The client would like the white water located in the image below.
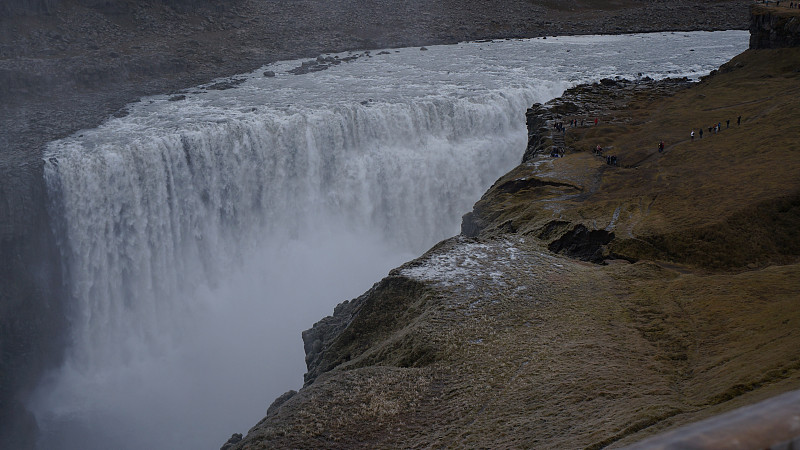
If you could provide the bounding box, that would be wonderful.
[33,31,748,449]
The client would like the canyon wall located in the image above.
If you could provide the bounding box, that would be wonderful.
[750,4,800,48]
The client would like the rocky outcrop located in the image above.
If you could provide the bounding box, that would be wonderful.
[749,4,800,49]
[302,275,433,385]
[546,224,615,263]
[522,104,554,162]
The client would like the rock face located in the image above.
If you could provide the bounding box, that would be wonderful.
[302,276,432,386]
[750,4,800,49]
[0,161,67,450]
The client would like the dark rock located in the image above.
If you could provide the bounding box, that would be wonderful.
[206,78,246,90]
[420,46,428,51]
[302,276,430,385]
[220,433,242,450]
[749,4,800,49]
[263,70,275,77]
[288,60,330,75]
[168,94,186,101]
[547,224,614,263]
[266,390,297,417]
[461,211,485,237]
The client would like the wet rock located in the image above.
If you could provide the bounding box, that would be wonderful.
[206,78,246,90]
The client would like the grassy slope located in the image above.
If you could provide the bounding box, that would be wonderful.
[483,48,800,271]
[233,49,800,449]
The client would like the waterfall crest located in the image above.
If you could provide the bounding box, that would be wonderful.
[43,86,548,371]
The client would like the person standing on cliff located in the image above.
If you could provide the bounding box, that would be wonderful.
[658,141,664,152]
[699,128,703,139]
[691,130,695,141]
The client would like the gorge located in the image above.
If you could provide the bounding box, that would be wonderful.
[29,32,748,449]
[4,0,794,449]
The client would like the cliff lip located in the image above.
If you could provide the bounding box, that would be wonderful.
[229,46,800,449]
[749,3,800,49]
[750,3,800,49]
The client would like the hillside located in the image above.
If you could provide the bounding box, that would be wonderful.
[227,23,800,450]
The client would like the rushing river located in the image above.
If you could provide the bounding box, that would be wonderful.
[31,30,748,449]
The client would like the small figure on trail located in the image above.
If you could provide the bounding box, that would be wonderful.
[726,119,730,128]
[699,128,703,139]
[658,141,664,152]
[691,130,695,141]
[594,118,598,126]
[738,115,742,126]
[718,122,722,132]
[595,144,603,155]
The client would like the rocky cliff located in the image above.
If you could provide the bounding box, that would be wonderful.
[750,3,800,49]
[228,40,800,450]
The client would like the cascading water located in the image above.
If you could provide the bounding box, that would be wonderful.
[31,31,748,449]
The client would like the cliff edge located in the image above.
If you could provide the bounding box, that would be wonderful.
[750,3,800,48]
[227,7,800,449]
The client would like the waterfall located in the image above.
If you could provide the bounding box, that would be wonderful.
[42,87,546,372]
[31,31,749,450]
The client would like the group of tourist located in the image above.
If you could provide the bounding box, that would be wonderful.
[553,117,599,132]
[547,115,604,161]
[691,115,741,141]
[760,0,799,7]
[591,145,619,166]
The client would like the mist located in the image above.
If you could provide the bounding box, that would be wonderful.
[31,223,414,449]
